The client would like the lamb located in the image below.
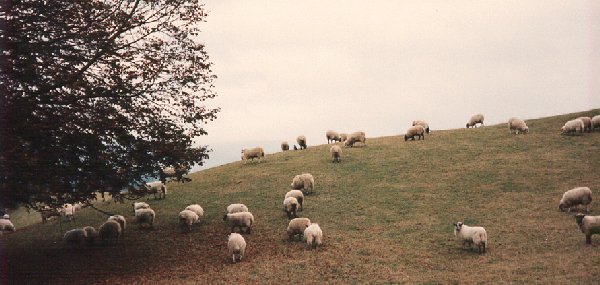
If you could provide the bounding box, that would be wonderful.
[63,229,87,245]
[145,181,167,199]
[285,190,304,211]
[135,208,156,228]
[559,187,592,213]
[412,120,430,133]
[508,117,529,134]
[108,215,126,232]
[577,116,592,132]
[339,133,348,142]
[297,135,307,149]
[132,202,150,213]
[291,173,315,195]
[0,219,16,235]
[326,130,342,144]
[82,226,97,245]
[344,131,366,147]
[560,119,584,135]
[241,147,265,163]
[592,115,600,131]
[283,197,298,220]
[98,220,122,245]
[453,222,487,254]
[304,223,322,249]
[575,214,600,244]
[281,141,289,151]
[287,218,311,241]
[185,204,204,218]
[404,125,425,141]
[466,114,485,128]
[179,209,200,232]
[223,212,254,234]
[226,203,249,214]
[227,233,247,263]
[330,145,342,163]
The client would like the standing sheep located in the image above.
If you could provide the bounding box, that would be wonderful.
[223,212,254,234]
[508,117,529,134]
[63,229,87,245]
[559,187,592,213]
[297,135,307,150]
[145,181,167,200]
[98,220,122,245]
[453,222,487,254]
[344,131,366,147]
[179,209,200,232]
[285,190,304,211]
[466,114,485,128]
[62,203,76,221]
[304,223,323,249]
[226,203,249,214]
[241,147,265,163]
[326,130,342,144]
[283,197,298,220]
[575,214,600,245]
[576,117,592,132]
[287,218,311,241]
[132,202,150,213]
[135,208,156,228]
[330,145,342,163]
[291,173,315,195]
[185,204,204,219]
[83,226,97,245]
[591,115,600,131]
[561,119,584,135]
[404,125,425,141]
[412,120,430,133]
[108,215,127,233]
[228,233,247,263]
[0,219,16,235]
[281,141,289,151]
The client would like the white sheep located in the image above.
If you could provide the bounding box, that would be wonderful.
[223,212,254,234]
[297,135,307,149]
[326,130,342,144]
[412,120,430,133]
[591,115,600,131]
[179,209,200,232]
[561,119,584,135]
[226,203,249,214]
[228,233,247,263]
[98,220,121,244]
[304,223,323,249]
[285,190,304,211]
[344,131,366,147]
[330,145,342,163]
[453,222,487,254]
[466,114,485,128]
[82,226,97,245]
[108,215,126,233]
[404,125,425,141]
[508,117,529,134]
[185,204,204,218]
[132,202,150,213]
[63,229,87,245]
[2,214,9,219]
[145,181,167,199]
[283,197,299,220]
[559,187,592,213]
[287,218,311,241]
[291,173,315,195]
[62,203,76,221]
[281,141,289,151]
[241,147,265,163]
[0,219,16,235]
[575,214,600,245]
[577,116,592,132]
[135,208,156,228]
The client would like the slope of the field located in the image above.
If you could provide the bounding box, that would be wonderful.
[2,110,600,284]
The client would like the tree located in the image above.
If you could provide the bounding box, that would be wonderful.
[0,0,219,209]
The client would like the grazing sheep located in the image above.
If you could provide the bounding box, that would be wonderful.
[223,212,254,234]
[287,218,311,241]
[344,131,366,147]
[326,130,342,144]
[283,197,298,220]
[404,125,425,141]
[98,220,122,245]
[228,233,247,263]
[591,115,600,131]
[132,202,150,213]
[340,133,348,142]
[0,219,16,235]
[304,223,323,249]
[63,229,87,245]
[226,204,249,214]
[285,190,304,211]
[297,135,307,150]
[577,117,592,132]
[241,147,265,163]
[179,209,200,232]
[561,119,584,135]
[135,208,156,228]
[291,173,315,195]
[62,203,76,221]
[82,226,97,245]
[559,187,592,213]
[185,204,204,218]
[453,222,487,254]
[330,145,342,163]
[281,141,289,151]
[145,181,167,199]
[575,214,600,244]
[508,117,529,134]
[108,215,126,233]
[466,114,485,128]
[412,120,430,133]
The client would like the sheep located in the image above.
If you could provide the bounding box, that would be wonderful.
[2,214,9,219]
[281,141,289,151]
[63,229,87,245]
[226,203,249,214]
[179,209,199,232]
[82,226,97,245]
[297,135,307,149]
[285,190,304,211]
[559,187,592,213]
[560,119,584,135]
[241,147,265,163]
[62,203,76,221]
[223,212,254,234]
[344,131,366,147]
[330,145,342,163]
[404,125,425,141]
[508,117,529,134]
[283,197,298,220]
[575,214,600,244]
[412,120,430,133]
[135,208,156,228]
[132,202,150,213]
[0,219,16,235]
[108,215,126,233]
[98,220,122,245]
[577,116,592,132]
[592,115,600,131]
[145,181,167,199]
[304,223,323,249]
[291,173,315,195]
[326,130,342,144]
[453,222,487,254]
[466,114,485,128]
[340,133,348,142]
[228,233,247,263]
[287,218,311,241]
[185,204,204,218]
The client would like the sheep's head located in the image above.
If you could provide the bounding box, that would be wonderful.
[559,201,568,212]
[575,213,586,226]
[453,222,464,232]
[523,126,529,134]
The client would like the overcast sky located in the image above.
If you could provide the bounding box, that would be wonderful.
[192,0,600,170]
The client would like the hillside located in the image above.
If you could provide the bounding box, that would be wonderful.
[2,110,600,284]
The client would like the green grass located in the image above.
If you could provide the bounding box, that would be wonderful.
[2,109,600,284]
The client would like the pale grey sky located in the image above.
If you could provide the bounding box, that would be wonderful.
[193,0,600,169]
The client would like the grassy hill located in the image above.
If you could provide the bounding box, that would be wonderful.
[2,110,600,284]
